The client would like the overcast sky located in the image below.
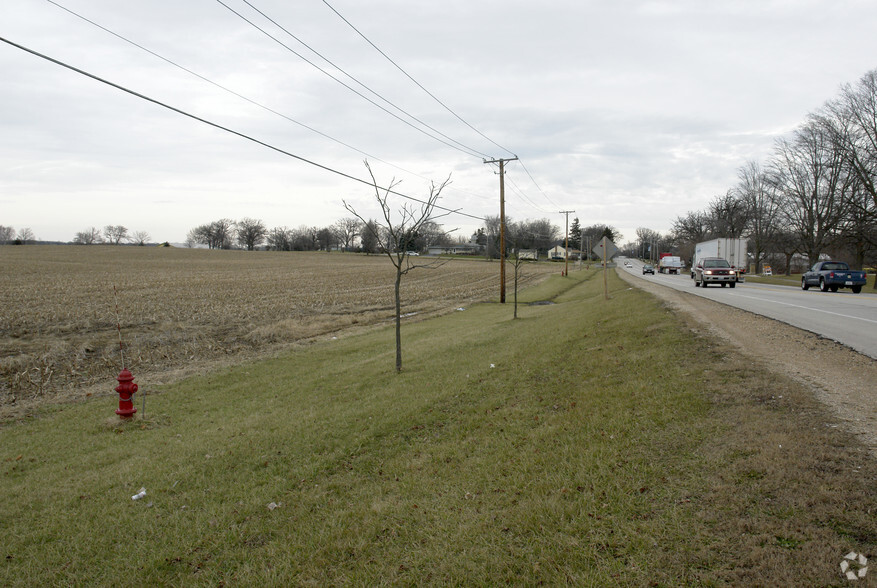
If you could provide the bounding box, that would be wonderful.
[3,0,877,245]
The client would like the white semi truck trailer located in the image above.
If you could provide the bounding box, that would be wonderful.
[691,238,748,281]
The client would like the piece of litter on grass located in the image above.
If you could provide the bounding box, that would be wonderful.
[267,502,281,511]
[490,364,495,368]
[131,487,146,500]
[456,307,466,311]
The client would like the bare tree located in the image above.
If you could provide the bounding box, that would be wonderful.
[333,217,361,251]
[16,227,35,244]
[266,226,293,251]
[671,211,711,244]
[831,69,877,213]
[482,215,502,260]
[1,225,17,244]
[344,161,451,372]
[769,120,850,265]
[706,191,749,238]
[634,227,662,263]
[735,160,782,273]
[103,225,129,245]
[236,218,266,250]
[131,230,151,246]
[73,227,103,245]
[506,235,533,319]
[190,219,236,249]
[289,225,319,251]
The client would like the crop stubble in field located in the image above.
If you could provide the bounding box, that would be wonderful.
[1,246,557,418]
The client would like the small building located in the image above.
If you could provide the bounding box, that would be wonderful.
[547,245,566,260]
[426,244,482,256]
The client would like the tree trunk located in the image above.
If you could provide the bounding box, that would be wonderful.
[513,263,519,319]
[394,268,402,372]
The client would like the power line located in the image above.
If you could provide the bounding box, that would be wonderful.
[505,173,553,214]
[233,1,566,218]
[0,36,486,222]
[236,0,566,217]
[238,0,494,161]
[42,0,448,190]
[321,0,517,159]
[214,0,489,160]
[516,159,561,209]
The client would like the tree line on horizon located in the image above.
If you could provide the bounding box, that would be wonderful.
[181,215,621,259]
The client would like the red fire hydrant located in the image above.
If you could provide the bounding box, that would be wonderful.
[115,368,138,419]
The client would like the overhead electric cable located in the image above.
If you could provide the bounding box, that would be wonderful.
[321,0,517,159]
[505,174,552,214]
[235,0,493,160]
[516,159,561,208]
[42,0,444,188]
[213,0,486,159]
[0,36,485,222]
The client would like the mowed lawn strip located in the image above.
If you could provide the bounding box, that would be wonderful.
[2,269,876,585]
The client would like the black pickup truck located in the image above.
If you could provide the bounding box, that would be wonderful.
[801,261,867,293]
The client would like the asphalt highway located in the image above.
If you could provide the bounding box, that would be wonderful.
[619,257,877,359]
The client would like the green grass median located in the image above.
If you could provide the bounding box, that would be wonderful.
[2,269,875,585]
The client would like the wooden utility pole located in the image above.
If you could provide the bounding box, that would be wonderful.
[560,210,575,276]
[484,157,518,303]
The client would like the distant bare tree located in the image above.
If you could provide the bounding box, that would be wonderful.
[73,227,103,245]
[290,225,319,251]
[0,225,15,244]
[16,227,35,244]
[635,227,662,262]
[266,226,293,251]
[344,161,451,372]
[333,217,361,251]
[236,218,266,250]
[190,219,236,249]
[131,230,151,246]
[103,225,129,245]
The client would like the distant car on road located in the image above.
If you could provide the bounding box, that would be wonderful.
[801,261,866,293]
[694,257,737,288]
[624,261,632,268]
[642,264,654,275]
